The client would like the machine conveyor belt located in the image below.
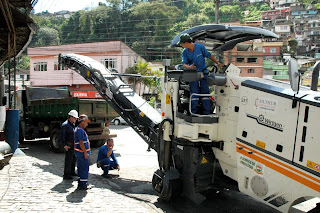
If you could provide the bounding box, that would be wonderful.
[59,53,162,150]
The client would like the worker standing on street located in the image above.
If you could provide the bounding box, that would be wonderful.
[179,33,223,115]
[97,138,120,178]
[74,114,91,190]
[60,109,78,180]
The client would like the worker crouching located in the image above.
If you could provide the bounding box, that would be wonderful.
[74,114,91,190]
[97,138,120,178]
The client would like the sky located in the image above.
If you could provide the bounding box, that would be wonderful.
[33,0,105,13]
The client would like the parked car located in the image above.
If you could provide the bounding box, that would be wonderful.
[111,116,127,125]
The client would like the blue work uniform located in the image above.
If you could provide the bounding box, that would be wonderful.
[97,145,118,175]
[182,43,211,115]
[60,119,76,178]
[74,126,91,188]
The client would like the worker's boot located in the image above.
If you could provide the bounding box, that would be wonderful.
[97,161,101,168]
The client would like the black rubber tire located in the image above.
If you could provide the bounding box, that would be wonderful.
[0,161,4,170]
[19,124,24,144]
[114,119,120,125]
[50,128,64,153]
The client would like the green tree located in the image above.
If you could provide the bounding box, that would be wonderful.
[297,0,318,7]
[61,12,82,44]
[129,2,181,60]
[200,2,216,22]
[31,27,60,46]
[288,38,298,57]
[125,59,162,95]
[219,5,241,22]
[16,55,30,70]
[29,0,275,62]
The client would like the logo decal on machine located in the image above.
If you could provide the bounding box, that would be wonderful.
[254,97,277,112]
[247,114,283,132]
[239,155,264,175]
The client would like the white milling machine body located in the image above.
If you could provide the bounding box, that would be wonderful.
[59,24,320,212]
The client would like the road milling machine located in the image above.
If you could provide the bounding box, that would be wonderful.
[59,24,320,212]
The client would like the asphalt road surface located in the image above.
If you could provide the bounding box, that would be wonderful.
[107,125,279,213]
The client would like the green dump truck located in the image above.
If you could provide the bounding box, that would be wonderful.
[17,87,117,152]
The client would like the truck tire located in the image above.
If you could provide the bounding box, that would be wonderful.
[50,128,64,153]
[91,139,105,148]
[19,124,24,144]
[114,119,120,125]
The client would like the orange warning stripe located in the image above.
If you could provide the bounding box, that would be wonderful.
[236,142,320,193]
[236,142,320,184]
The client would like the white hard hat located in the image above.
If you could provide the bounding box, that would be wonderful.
[68,110,78,118]
[78,114,90,123]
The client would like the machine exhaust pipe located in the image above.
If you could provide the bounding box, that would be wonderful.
[311,61,320,91]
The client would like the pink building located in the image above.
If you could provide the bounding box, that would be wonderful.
[27,41,145,93]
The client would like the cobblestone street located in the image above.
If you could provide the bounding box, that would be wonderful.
[0,125,278,213]
[0,126,162,213]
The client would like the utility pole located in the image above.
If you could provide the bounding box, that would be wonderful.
[214,0,223,66]
[215,0,220,24]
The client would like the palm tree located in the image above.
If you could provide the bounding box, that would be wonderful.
[125,60,151,95]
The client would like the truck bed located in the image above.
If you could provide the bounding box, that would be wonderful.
[25,87,117,121]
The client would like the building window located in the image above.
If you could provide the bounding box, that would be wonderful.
[248,68,255,73]
[34,62,47,71]
[101,58,117,70]
[270,48,276,53]
[280,26,288,30]
[236,58,245,62]
[247,58,257,63]
[54,62,68,71]
[20,75,24,80]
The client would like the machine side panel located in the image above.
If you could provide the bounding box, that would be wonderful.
[236,83,298,161]
[235,81,320,212]
[294,102,320,177]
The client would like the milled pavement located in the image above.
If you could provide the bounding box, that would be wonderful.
[0,125,164,213]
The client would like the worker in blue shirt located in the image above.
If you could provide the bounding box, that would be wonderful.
[97,138,120,178]
[179,33,223,115]
[60,110,78,180]
[74,114,91,190]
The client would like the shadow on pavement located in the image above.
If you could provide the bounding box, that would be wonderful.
[21,139,159,203]
[66,189,87,203]
[19,138,279,213]
[92,174,156,195]
[51,179,74,194]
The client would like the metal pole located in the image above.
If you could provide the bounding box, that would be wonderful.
[8,34,11,109]
[13,55,16,109]
[13,30,16,109]
[0,67,4,106]
[311,61,320,91]
[215,0,220,24]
